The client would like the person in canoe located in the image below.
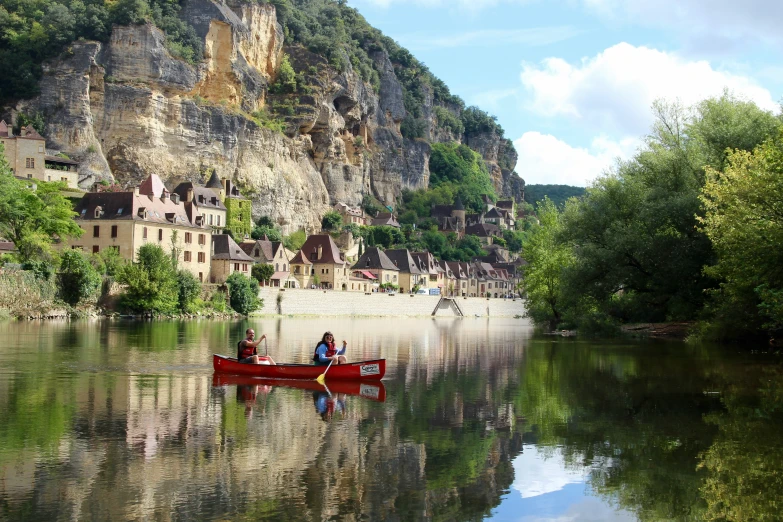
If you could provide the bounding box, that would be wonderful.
[238,328,277,365]
[313,331,347,366]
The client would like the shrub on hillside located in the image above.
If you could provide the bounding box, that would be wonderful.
[226,272,261,316]
[57,250,101,306]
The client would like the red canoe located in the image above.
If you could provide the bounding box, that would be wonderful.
[211,373,387,402]
[212,354,386,381]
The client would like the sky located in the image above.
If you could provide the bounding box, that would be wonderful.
[347,0,783,186]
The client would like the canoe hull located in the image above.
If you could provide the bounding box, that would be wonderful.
[212,354,385,380]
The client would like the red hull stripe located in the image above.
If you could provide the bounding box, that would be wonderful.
[212,354,386,381]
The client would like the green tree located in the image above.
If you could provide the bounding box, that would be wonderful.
[520,199,573,329]
[429,142,496,212]
[251,225,282,242]
[321,210,343,231]
[698,130,783,340]
[367,226,403,248]
[176,269,201,313]
[283,229,307,251]
[226,272,261,315]
[251,263,275,285]
[117,244,178,314]
[0,158,82,262]
[57,249,101,306]
[269,54,297,94]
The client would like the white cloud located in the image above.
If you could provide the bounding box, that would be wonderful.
[512,444,585,498]
[582,0,783,50]
[399,26,581,50]
[520,43,778,137]
[513,132,639,186]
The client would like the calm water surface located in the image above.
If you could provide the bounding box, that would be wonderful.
[0,318,781,521]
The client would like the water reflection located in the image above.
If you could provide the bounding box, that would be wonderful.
[0,319,780,521]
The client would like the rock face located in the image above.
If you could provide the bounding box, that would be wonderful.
[12,0,524,233]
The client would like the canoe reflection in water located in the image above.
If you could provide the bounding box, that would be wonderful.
[212,373,386,421]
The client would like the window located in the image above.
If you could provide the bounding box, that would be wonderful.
[283,264,286,272]
[92,245,99,254]
[185,232,192,243]
[198,252,205,263]
[25,158,34,168]
[198,234,205,245]
[111,225,117,238]
[27,174,32,179]
[275,263,279,271]
[143,227,148,239]
[199,272,203,282]
[158,229,163,241]
[61,177,67,183]
[209,215,213,226]
[385,274,389,282]
[321,268,325,274]
[93,226,100,238]
[242,263,248,271]
[216,216,221,226]
[234,263,239,271]
[38,146,43,153]
[184,251,191,262]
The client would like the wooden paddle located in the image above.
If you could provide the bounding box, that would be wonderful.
[315,357,334,384]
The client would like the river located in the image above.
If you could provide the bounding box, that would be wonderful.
[0,318,780,521]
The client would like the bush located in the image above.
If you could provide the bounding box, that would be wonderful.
[269,54,297,94]
[226,272,261,315]
[57,250,101,306]
[176,270,201,313]
[321,211,343,231]
[251,264,275,285]
[251,225,282,242]
[284,229,307,252]
[117,244,178,314]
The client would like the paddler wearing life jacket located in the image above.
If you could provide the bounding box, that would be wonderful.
[238,328,277,365]
[312,331,347,366]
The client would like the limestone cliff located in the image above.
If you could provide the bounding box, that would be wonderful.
[10,0,524,232]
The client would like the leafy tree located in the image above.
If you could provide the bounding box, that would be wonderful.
[226,272,261,315]
[321,210,343,231]
[283,229,307,251]
[269,54,297,94]
[176,269,200,313]
[520,199,572,329]
[367,225,403,248]
[0,161,82,262]
[251,225,282,242]
[57,249,101,306]
[524,184,586,208]
[251,263,275,285]
[117,244,178,314]
[698,130,783,340]
[362,194,382,217]
[429,143,496,212]
[256,215,276,228]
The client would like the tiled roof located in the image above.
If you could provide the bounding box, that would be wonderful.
[351,247,399,271]
[300,234,345,265]
[206,171,223,189]
[384,249,423,274]
[465,223,500,237]
[44,155,78,166]
[411,252,438,275]
[371,213,400,228]
[290,249,313,265]
[431,205,456,218]
[173,183,227,211]
[212,234,255,261]
[74,191,204,228]
[484,207,504,219]
[240,238,274,261]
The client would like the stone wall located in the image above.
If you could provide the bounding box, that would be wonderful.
[257,287,528,318]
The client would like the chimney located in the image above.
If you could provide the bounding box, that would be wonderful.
[186,187,193,202]
[171,193,180,205]
[317,245,323,260]
[134,186,140,196]
[161,190,169,202]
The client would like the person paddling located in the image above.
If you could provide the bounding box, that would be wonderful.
[238,328,276,365]
[313,331,346,366]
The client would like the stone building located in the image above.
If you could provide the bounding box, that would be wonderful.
[210,234,254,284]
[0,120,79,189]
[239,236,296,287]
[203,172,251,239]
[384,249,426,293]
[370,212,401,228]
[67,174,213,281]
[351,247,400,287]
[411,251,444,290]
[172,181,227,232]
[289,249,314,289]
[299,234,350,290]
[333,202,368,226]
[430,197,466,237]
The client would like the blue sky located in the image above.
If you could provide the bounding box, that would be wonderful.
[348,0,783,186]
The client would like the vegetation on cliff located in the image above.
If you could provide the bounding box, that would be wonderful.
[521,93,783,342]
[524,184,586,208]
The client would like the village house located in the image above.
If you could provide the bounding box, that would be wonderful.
[430,198,466,238]
[384,249,426,293]
[205,173,252,239]
[464,223,502,245]
[239,236,297,288]
[172,181,227,232]
[437,259,458,296]
[299,234,350,290]
[67,174,212,281]
[0,120,79,189]
[333,202,368,225]
[210,234,254,284]
[411,251,443,290]
[289,249,314,289]
[446,261,471,297]
[351,247,400,288]
[371,212,401,228]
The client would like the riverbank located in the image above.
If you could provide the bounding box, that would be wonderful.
[256,288,528,318]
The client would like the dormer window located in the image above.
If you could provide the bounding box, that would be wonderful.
[80,209,87,216]
[116,208,124,215]
[138,207,146,219]
[94,206,104,218]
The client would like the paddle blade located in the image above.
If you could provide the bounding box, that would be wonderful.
[315,373,326,385]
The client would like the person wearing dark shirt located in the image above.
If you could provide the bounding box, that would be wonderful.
[238,328,276,365]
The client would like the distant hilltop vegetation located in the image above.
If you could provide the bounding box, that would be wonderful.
[524,184,586,208]
[0,0,525,234]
